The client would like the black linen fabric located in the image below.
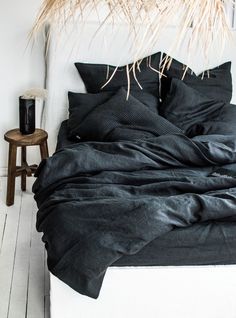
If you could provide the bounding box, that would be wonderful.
[56,120,236,268]
[160,55,232,102]
[33,133,236,299]
[68,87,182,141]
[68,89,159,114]
[114,221,236,266]
[75,52,161,96]
[34,76,236,299]
[56,120,76,150]
[160,78,236,137]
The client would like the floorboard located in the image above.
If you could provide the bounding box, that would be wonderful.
[0,177,50,318]
[0,181,22,318]
[26,200,45,318]
[0,177,7,254]
[44,249,50,318]
[8,190,34,318]
[0,212,7,255]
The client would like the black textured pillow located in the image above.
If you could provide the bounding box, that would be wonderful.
[68,89,159,116]
[161,55,232,102]
[160,78,236,137]
[68,90,115,118]
[75,52,161,96]
[68,87,182,141]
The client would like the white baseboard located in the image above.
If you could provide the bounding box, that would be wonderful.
[0,167,7,177]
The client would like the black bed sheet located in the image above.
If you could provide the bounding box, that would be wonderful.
[56,120,236,267]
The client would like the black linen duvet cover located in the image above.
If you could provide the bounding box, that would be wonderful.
[33,90,236,299]
[56,120,236,269]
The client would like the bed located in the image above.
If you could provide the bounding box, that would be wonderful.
[35,22,236,317]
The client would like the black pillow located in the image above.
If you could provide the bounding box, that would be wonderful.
[161,55,232,102]
[68,87,182,141]
[160,78,236,137]
[75,52,161,96]
[68,90,115,118]
[68,89,159,117]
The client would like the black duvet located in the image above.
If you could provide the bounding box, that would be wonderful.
[33,87,236,299]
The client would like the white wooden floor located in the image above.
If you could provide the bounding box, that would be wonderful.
[0,177,50,318]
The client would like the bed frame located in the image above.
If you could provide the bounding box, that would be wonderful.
[44,21,236,318]
[50,266,236,318]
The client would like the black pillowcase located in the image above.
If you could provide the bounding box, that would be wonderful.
[161,55,232,103]
[75,52,161,97]
[160,78,236,137]
[68,87,182,141]
[68,88,160,140]
[68,89,159,114]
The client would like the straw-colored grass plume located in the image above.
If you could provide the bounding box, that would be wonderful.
[32,0,235,95]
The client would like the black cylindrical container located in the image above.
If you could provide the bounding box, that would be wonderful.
[19,97,35,135]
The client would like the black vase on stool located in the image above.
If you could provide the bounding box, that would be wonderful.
[19,97,35,135]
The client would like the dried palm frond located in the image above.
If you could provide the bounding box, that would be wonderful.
[32,0,235,97]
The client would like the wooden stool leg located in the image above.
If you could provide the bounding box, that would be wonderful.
[40,141,49,160]
[6,144,17,206]
[21,146,26,191]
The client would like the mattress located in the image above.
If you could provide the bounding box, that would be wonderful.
[50,265,236,318]
[55,120,236,267]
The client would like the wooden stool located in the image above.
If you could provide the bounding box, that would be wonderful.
[4,129,49,206]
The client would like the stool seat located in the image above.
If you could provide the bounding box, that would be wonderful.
[4,129,48,146]
[4,128,49,206]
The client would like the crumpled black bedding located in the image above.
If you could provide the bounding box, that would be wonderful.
[33,124,236,298]
[56,119,236,269]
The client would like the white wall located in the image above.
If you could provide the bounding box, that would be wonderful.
[45,21,236,154]
[0,0,44,175]
[0,2,236,175]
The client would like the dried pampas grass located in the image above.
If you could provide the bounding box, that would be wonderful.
[32,0,235,96]
[21,88,48,100]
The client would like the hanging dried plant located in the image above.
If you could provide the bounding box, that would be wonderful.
[32,0,235,96]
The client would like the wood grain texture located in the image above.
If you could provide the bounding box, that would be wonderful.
[0,213,7,255]
[0,177,50,318]
[0,179,22,317]
[21,147,27,191]
[7,192,34,318]
[40,142,49,160]
[4,129,48,147]
[4,129,49,207]
[26,200,46,318]
[6,144,17,206]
